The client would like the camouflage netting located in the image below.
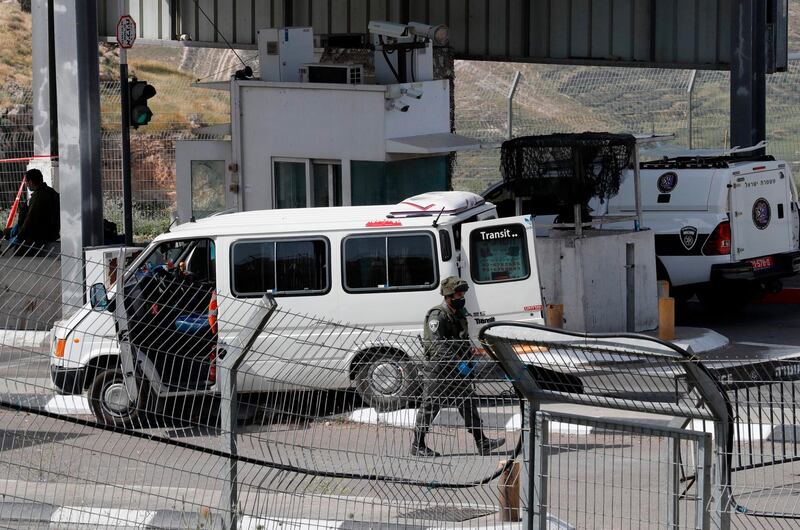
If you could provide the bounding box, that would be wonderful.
[499,132,636,217]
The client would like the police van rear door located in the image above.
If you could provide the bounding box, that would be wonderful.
[730,166,794,262]
[460,215,543,333]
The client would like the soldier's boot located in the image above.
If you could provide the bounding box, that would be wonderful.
[411,430,441,457]
[473,431,506,456]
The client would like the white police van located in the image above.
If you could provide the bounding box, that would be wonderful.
[50,192,544,424]
[603,149,800,307]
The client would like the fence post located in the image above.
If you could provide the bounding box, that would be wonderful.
[696,432,712,530]
[687,70,697,149]
[668,436,681,528]
[711,421,732,530]
[218,294,277,530]
[531,411,549,530]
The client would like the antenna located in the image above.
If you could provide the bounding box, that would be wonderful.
[432,207,445,228]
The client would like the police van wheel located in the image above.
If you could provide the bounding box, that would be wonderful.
[354,351,420,412]
[88,369,152,428]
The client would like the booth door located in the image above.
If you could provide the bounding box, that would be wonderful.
[176,140,233,224]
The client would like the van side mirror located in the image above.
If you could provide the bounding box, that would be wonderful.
[90,283,109,310]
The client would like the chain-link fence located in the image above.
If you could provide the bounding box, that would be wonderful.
[2,242,800,527]
[452,62,800,194]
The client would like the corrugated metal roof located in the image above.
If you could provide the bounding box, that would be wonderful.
[97,0,787,71]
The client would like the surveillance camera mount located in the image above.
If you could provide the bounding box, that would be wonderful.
[376,38,428,83]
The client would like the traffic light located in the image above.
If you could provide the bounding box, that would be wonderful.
[128,78,156,128]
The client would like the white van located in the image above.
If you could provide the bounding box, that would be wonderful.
[50,192,544,424]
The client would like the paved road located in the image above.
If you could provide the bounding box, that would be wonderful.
[679,299,800,346]
[2,303,800,528]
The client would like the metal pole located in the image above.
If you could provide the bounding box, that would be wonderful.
[507,71,522,215]
[687,70,697,149]
[507,71,522,140]
[696,433,712,530]
[531,411,549,530]
[632,144,643,231]
[219,295,278,530]
[120,51,134,245]
[573,204,582,237]
[625,242,635,333]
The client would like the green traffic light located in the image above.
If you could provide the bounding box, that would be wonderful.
[128,79,155,128]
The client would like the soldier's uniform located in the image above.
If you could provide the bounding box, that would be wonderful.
[412,277,505,457]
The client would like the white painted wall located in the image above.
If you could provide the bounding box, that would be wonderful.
[231,79,452,211]
[536,230,658,332]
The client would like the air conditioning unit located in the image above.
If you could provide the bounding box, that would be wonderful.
[299,64,364,85]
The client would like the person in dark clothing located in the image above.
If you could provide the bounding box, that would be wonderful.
[9,168,60,251]
[411,276,506,457]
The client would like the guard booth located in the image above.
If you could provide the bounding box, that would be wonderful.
[176,24,488,223]
[484,133,662,333]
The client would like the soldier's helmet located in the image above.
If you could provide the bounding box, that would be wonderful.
[440,276,469,297]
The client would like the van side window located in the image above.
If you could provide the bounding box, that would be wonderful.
[344,233,437,292]
[469,224,530,283]
[232,238,328,297]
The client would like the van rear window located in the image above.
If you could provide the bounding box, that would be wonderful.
[469,224,529,283]
[344,233,437,292]
[232,239,328,297]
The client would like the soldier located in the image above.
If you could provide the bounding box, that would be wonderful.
[411,276,506,457]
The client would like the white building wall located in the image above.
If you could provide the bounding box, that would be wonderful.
[233,79,452,210]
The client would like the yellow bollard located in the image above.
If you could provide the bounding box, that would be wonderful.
[498,460,521,522]
[546,304,564,329]
[658,297,675,341]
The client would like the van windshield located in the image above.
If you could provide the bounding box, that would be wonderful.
[138,239,216,284]
[469,224,529,283]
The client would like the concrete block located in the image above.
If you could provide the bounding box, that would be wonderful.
[536,229,657,332]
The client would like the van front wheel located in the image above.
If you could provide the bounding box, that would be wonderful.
[88,369,151,427]
[354,351,420,412]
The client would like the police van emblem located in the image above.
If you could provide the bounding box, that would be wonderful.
[428,320,439,332]
[657,172,678,193]
[680,226,697,250]
[752,198,771,230]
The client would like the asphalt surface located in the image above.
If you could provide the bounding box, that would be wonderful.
[679,298,800,346]
[2,302,800,528]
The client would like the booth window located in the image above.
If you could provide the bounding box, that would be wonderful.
[343,233,437,292]
[191,161,226,219]
[350,157,448,206]
[469,224,530,284]
[232,238,329,296]
[274,160,343,208]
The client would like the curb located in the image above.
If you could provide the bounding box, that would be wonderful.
[759,287,800,304]
[0,503,575,529]
[0,329,51,348]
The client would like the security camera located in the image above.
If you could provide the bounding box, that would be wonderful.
[401,87,423,99]
[386,100,410,112]
[408,22,449,46]
[368,21,410,39]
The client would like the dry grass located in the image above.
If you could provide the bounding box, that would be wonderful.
[0,1,32,90]
[98,58,230,131]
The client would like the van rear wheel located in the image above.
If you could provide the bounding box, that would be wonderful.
[88,369,152,427]
[354,351,420,412]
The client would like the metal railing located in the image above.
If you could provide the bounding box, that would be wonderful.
[2,244,800,527]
